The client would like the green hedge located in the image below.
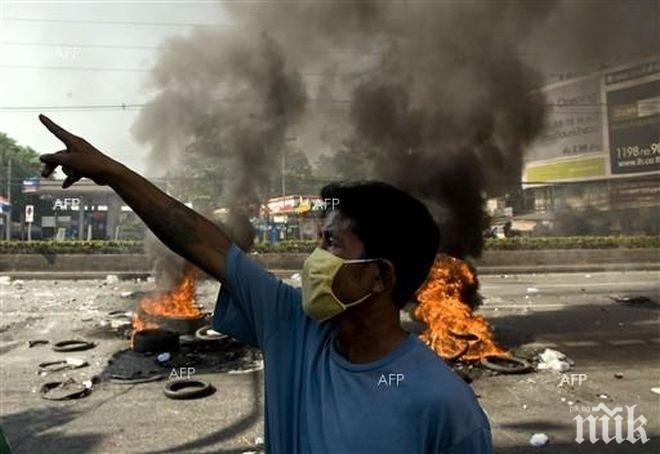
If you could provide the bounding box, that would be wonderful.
[483,236,660,250]
[0,236,658,254]
[0,240,143,254]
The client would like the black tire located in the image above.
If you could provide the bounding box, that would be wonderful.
[132,329,179,353]
[480,355,533,374]
[163,380,215,400]
[52,340,96,352]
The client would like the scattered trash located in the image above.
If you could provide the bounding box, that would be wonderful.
[195,325,228,342]
[560,397,566,402]
[537,348,573,372]
[610,295,656,306]
[598,394,609,399]
[11,280,24,288]
[52,339,96,352]
[40,379,90,400]
[105,274,119,284]
[526,287,539,294]
[120,291,134,298]
[584,274,592,279]
[614,373,624,379]
[146,276,156,283]
[27,339,49,348]
[163,379,215,400]
[651,388,660,395]
[38,358,89,373]
[567,401,574,406]
[522,404,528,410]
[254,437,264,446]
[157,352,171,363]
[529,433,549,447]
[110,319,132,330]
[0,276,11,285]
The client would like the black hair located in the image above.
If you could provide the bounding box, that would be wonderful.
[320,181,439,308]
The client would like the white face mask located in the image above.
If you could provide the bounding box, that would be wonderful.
[301,248,379,322]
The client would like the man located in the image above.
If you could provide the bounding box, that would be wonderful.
[38,114,492,453]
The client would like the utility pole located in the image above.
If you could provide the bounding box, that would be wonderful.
[5,159,11,240]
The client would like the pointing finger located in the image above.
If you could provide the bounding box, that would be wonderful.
[39,114,77,145]
[39,151,70,177]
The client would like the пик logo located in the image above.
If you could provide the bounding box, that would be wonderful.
[573,403,649,444]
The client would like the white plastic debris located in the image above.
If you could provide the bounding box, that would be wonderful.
[526,287,539,294]
[120,291,134,298]
[65,358,86,367]
[105,274,119,284]
[82,380,94,389]
[110,319,131,329]
[529,433,549,447]
[599,394,609,399]
[157,352,171,363]
[11,279,24,287]
[537,348,573,372]
[651,388,660,395]
[289,273,302,287]
[254,437,264,446]
[0,276,11,285]
[585,274,592,279]
[147,276,156,283]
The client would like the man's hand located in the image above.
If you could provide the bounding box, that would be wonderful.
[39,114,116,188]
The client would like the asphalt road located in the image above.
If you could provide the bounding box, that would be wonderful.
[0,270,658,453]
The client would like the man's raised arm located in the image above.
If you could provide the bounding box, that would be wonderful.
[37,114,231,282]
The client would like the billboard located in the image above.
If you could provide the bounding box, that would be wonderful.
[524,74,607,183]
[606,80,660,174]
[524,56,660,183]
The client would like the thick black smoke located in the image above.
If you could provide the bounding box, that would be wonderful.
[134,0,656,259]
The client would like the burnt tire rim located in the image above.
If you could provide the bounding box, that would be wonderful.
[480,355,533,374]
[163,379,215,400]
[52,340,96,352]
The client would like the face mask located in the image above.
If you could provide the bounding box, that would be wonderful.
[302,247,380,322]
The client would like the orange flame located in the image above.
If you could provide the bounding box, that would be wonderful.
[414,254,508,362]
[132,268,202,335]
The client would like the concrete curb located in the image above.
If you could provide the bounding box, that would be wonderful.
[2,262,659,280]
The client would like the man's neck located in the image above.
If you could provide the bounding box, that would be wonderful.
[333,300,408,364]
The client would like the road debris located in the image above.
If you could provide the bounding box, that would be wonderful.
[0,276,11,285]
[610,295,656,306]
[163,379,215,400]
[38,357,88,373]
[105,274,120,284]
[529,433,549,447]
[526,287,539,294]
[537,348,572,372]
[651,388,660,395]
[40,379,91,400]
[480,355,533,374]
[52,339,96,352]
[27,339,49,348]
[614,373,624,379]
[157,352,171,363]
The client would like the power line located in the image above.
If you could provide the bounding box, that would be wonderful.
[3,16,233,28]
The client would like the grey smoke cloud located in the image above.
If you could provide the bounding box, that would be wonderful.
[133,0,657,258]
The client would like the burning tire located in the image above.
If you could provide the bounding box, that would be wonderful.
[163,379,215,400]
[132,329,179,353]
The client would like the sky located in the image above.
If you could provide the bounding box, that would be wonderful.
[1,0,657,178]
[0,0,229,176]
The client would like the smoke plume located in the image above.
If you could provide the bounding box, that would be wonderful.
[134,0,655,258]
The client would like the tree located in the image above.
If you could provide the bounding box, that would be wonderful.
[0,132,41,226]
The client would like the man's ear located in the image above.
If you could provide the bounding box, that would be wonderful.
[372,259,396,293]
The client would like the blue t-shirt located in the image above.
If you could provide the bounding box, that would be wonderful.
[213,244,493,454]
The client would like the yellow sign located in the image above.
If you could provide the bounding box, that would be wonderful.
[524,156,606,182]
